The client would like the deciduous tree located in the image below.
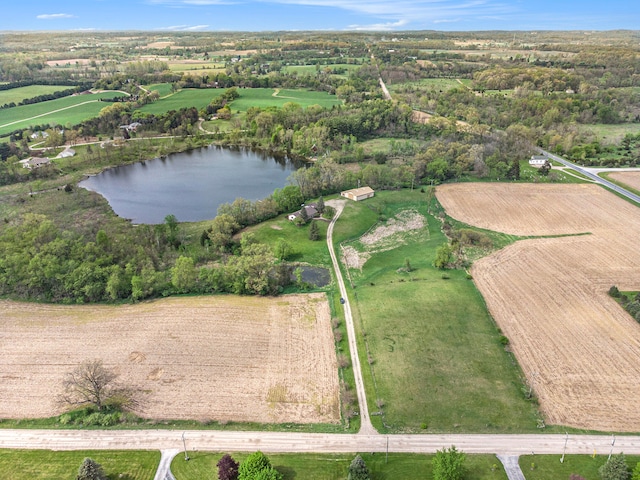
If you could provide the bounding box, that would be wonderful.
[60,360,120,411]
[217,453,239,480]
[432,446,466,480]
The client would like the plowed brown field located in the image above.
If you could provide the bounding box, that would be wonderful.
[437,183,640,432]
[0,294,339,424]
[609,171,640,192]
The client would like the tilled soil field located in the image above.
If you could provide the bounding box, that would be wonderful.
[0,294,340,424]
[608,171,640,192]
[437,183,640,432]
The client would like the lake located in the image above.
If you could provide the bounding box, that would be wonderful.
[79,145,301,224]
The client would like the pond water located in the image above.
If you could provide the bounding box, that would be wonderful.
[79,145,301,224]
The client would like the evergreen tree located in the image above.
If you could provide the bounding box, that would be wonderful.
[77,458,107,480]
[317,196,325,213]
[309,220,319,241]
[599,454,630,480]
[347,455,370,480]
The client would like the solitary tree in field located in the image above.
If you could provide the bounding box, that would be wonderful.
[434,243,453,270]
[60,360,119,411]
[217,454,239,480]
[76,457,107,480]
[432,446,466,480]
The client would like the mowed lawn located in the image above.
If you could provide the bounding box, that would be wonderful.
[172,452,507,480]
[334,191,538,433]
[0,91,127,135]
[520,455,640,480]
[0,449,160,480]
[0,85,71,105]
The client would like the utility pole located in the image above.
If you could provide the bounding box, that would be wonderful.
[386,436,389,464]
[182,432,190,461]
[608,434,616,460]
[560,432,568,463]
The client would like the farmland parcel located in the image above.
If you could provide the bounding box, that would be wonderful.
[437,183,640,432]
[0,294,339,424]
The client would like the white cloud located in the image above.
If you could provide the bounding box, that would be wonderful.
[36,13,77,20]
[164,24,210,30]
[347,19,409,31]
[145,0,515,29]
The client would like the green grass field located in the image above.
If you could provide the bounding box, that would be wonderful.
[333,190,539,433]
[390,78,467,93]
[145,82,174,97]
[172,452,507,480]
[282,64,361,77]
[578,123,640,145]
[0,91,127,136]
[138,88,225,114]
[520,454,640,480]
[0,85,71,105]
[230,88,342,112]
[0,449,160,480]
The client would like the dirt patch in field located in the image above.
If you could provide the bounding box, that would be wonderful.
[437,183,640,432]
[340,210,427,271]
[608,171,640,192]
[0,294,339,424]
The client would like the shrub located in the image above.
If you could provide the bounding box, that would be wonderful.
[599,454,630,480]
[609,285,621,298]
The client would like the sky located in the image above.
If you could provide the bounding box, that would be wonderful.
[2,0,639,32]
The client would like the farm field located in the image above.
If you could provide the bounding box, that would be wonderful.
[336,191,537,433]
[389,78,467,92]
[437,183,640,432]
[0,294,339,424]
[172,452,507,480]
[0,449,160,480]
[0,85,71,105]
[608,171,640,192]
[229,88,342,111]
[0,91,127,136]
[138,88,224,114]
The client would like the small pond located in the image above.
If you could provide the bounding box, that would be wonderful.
[79,145,302,224]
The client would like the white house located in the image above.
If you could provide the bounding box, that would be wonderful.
[529,155,548,167]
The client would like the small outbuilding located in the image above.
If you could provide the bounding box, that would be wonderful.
[529,155,547,166]
[340,186,375,202]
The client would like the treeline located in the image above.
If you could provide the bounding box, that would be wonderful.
[0,83,93,110]
[0,209,295,303]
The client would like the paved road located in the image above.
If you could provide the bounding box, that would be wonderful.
[326,200,376,435]
[540,149,640,204]
[1,429,639,455]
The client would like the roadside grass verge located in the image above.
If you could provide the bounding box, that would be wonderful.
[172,452,507,480]
[0,85,71,105]
[0,91,128,136]
[599,172,640,197]
[0,449,159,480]
[520,454,640,480]
[332,190,540,433]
